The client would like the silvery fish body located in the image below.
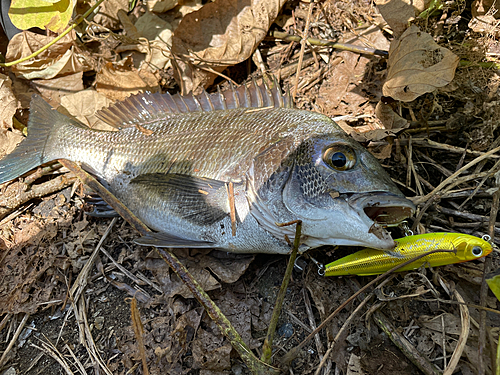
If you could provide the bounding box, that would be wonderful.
[0,83,415,254]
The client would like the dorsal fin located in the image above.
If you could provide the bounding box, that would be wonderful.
[96,80,293,129]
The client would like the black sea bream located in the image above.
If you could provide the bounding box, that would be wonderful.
[0,82,415,253]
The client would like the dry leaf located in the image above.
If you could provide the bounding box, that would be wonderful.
[147,0,178,13]
[469,0,499,35]
[200,253,254,284]
[383,25,460,102]
[375,0,430,37]
[96,58,160,101]
[92,0,129,30]
[347,354,366,375]
[60,89,114,130]
[375,100,409,130]
[0,74,20,130]
[171,0,286,93]
[6,31,91,80]
[0,129,24,160]
[317,28,389,116]
[135,11,173,71]
[30,72,84,107]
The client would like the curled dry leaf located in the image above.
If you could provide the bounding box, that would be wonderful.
[171,0,286,93]
[6,31,92,80]
[375,100,409,130]
[134,11,173,71]
[375,0,430,37]
[383,25,460,102]
[96,57,160,101]
[9,0,75,33]
[0,74,20,130]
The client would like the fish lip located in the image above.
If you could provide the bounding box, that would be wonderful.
[347,192,416,227]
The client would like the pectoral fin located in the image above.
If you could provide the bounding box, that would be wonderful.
[131,173,233,225]
[134,232,215,248]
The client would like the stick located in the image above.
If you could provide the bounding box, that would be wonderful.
[261,220,302,364]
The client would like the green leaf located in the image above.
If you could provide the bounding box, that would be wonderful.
[9,0,75,33]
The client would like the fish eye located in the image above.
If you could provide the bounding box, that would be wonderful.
[472,246,483,257]
[323,145,356,171]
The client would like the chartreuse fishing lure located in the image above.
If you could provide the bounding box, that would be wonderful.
[325,232,492,277]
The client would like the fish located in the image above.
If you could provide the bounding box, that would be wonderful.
[0,81,415,254]
[324,232,492,276]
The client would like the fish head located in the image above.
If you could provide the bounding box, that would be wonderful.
[453,234,493,260]
[280,133,415,250]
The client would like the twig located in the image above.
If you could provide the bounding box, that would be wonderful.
[373,311,441,375]
[0,0,106,67]
[70,217,117,304]
[31,340,74,375]
[0,174,77,220]
[303,288,325,363]
[74,297,113,375]
[269,31,388,57]
[413,145,500,205]
[0,313,30,367]
[436,205,500,227]
[0,313,12,332]
[293,1,315,98]
[261,220,302,364]
[458,158,500,210]
[443,290,470,375]
[64,343,86,375]
[99,246,162,293]
[131,297,149,375]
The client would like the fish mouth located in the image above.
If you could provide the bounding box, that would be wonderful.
[348,192,416,236]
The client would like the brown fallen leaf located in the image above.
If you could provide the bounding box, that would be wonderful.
[59,89,114,130]
[469,0,499,35]
[0,74,20,130]
[92,0,129,30]
[383,25,460,102]
[147,0,179,13]
[0,129,23,159]
[171,0,286,93]
[30,72,84,107]
[200,253,254,283]
[6,31,92,80]
[374,100,409,130]
[134,11,173,71]
[145,253,221,299]
[96,57,160,101]
[375,0,430,37]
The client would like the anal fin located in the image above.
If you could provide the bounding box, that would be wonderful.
[134,232,215,248]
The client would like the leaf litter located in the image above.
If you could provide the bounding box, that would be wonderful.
[0,0,499,374]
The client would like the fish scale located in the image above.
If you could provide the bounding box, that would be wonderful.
[0,82,416,254]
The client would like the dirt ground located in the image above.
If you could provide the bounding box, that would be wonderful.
[1,0,500,374]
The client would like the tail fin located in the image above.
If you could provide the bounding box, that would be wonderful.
[0,95,70,184]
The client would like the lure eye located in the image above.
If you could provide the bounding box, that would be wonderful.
[472,246,483,257]
[323,145,356,171]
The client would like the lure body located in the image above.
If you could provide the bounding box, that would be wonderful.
[325,232,492,276]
